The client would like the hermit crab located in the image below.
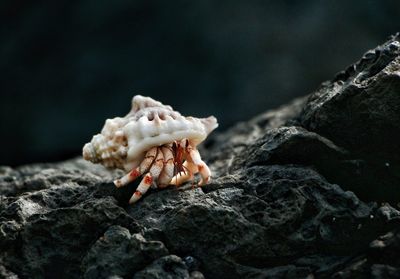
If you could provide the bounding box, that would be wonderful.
[82,95,218,204]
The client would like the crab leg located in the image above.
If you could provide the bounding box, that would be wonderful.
[188,148,211,185]
[149,147,164,186]
[114,167,141,188]
[114,147,157,188]
[129,173,153,204]
[158,146,175,187]
[170,161,196,186]
[129,147,164,204]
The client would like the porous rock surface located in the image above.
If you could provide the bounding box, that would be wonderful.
[1,34,400,279]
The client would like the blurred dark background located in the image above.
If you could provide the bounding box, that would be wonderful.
[1,0,399,166]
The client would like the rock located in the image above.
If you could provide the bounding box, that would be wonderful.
[133,255,191,279]
[15,197,140,278]
[0,261,19,279]
[189,271,205,279]
[82,225,169,279]
[0,162,140,279]
[232,126,347,169]
[0,159,121,197]
[332,229,400,279]
[299,33,400,201]
[1,35,400,279]
[369,230,400,267]
[300,33,400,163]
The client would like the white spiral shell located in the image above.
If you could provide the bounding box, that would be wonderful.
[83,95,218,171]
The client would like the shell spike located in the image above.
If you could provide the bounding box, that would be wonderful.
[201,116,219,135]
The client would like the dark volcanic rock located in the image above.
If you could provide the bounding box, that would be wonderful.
[300,33,400,164]
[133,255,191,279]
[332,228,400,278]
[82,225,169,279]
[1,35,400,279]
[299,33,400,202]
[233,126,347,169]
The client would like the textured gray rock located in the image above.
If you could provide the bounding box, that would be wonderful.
[133,255,190,279]
[299,33,400,202]
[300,33,400,163]
[82,225,169,279]
[1,34,400,279]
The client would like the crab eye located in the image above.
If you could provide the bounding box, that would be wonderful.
[185,139,189,147]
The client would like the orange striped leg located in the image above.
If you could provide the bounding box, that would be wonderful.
[158,146,174,187]
[113,147,157,188]
[129,173,153,204]
[188,149,211,185]
[129,147,164,204]
[139,147,158,173]
[149,147,164,187]
[114,167,141,188]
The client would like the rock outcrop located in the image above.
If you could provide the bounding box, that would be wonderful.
[1,34,400,279]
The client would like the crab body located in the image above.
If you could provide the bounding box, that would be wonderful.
[82,95,218,204]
